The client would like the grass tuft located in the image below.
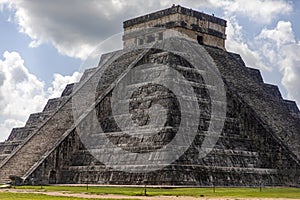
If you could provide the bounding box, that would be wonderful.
[14,186,300,198]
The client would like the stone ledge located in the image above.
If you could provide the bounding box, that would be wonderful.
[123,5,226,28]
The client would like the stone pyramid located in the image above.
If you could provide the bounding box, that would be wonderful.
[0,5,299,186]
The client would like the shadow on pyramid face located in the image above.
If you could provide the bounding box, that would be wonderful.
[1,5,299,187]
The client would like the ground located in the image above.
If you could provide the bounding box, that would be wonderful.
[0,186,299,199]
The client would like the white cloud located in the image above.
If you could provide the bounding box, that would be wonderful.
[210,0,292,24]
[4,0,182,59]
[0,0,298,140]
[226,17,271,71]
[0,51,46,141]
[0,51,81,141]
[256,21,300,105]
[279,43,300,104]
[0,118,24,141]
[48,72,81,99]
[0,0,292,60]
[0,51,46,116]
[259,21,295,48]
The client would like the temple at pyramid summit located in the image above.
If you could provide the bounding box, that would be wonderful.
[0,5,299,186]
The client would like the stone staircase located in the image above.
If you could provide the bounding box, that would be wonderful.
[0,43,299,186]
[0,48,150,184]
[0,97,70,162]
[0,99,73,183]
[205,46,300,161]
[0,95,70,184]
[60,48,300,186]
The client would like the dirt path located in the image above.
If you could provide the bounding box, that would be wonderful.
[0,188,298,200]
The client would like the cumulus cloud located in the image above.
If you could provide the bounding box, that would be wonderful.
[5,0,186,59]
[0,0,298,140]
[48,72,81,99]
[211,0,292,24]
[0,51,81,141]
[259,21,296,48]
[225,17,270,71]
[0,0,292,60]
[0,118,24,141]
[278,43,300,104]
[0,51,46,141]
[0,51,46,116]
[257,21,300,105]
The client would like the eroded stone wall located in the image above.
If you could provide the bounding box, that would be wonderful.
[25,48,299,186]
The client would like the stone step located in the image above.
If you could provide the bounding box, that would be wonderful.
[88,51,146,97]
[0,100,74,180]
[228,52,246,67]
[205,46,300,162]
[0,141,23,147]
[68,165,106,171]
[123,80,215,93]
[73,147,257,157]
[61,83,75,97]
[24,111,54,128]
[62,48,298,185]
[7,127,34,142]
[210,149,259,156]
[79,68,97,82]
[14,48,151,182]
[283,99,299,114]
[69,148,261,169]
[0,154,11,163]
[245,67,263,83]
[200,165,277,174]
[60,168,281,186]
[66,163,277,175]
[79,53,121,85]
[0,179,11,184]
[131,58,207,79]
[0,141,22,155]
[42,96,69,112]
[263,84,282,100]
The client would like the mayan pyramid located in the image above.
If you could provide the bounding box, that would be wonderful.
[0,5,299,186]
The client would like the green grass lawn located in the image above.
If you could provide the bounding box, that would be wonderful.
[14,186,300,198]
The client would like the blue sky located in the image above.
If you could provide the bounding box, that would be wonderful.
[0,8,80,85]
[0,0,299,141]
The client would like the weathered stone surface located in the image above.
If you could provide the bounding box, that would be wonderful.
[0,5,299,187]
[205,46,300,161]
[7,127,34,142]
[61,83,75,97]
[19,48,300,187]
[123,5,226,28]
[43,97,69,112]
[123,5,226,49]
[0,91,72,183]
